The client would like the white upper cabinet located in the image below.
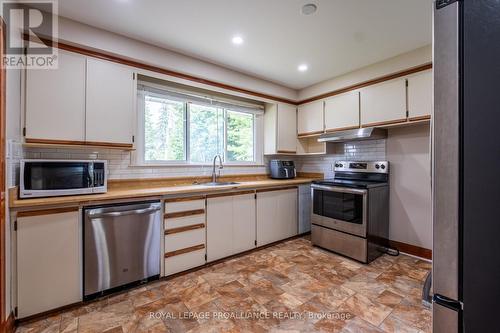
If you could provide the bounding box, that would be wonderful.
[407,70,432,120]
[297,100,324,136]
[25,49,86,142]
[86,58,135,145]
[360,77,407,126]
[276,103,297,153]
[324,91,360,132]
[264,103,296,154]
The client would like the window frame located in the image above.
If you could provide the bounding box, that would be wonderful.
[134,85,264,166]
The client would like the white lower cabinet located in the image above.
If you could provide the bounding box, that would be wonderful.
[16,209,81,318]
[164,198,206,276]
[207,192,256,262]
[256,188,298,246]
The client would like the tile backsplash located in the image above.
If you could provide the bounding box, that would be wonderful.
[267,139,386,179]
[17,139,386,184]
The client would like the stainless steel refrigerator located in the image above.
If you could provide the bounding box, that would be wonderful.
[433,0,500,332]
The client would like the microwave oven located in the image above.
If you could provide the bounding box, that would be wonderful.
[20,160,107,199]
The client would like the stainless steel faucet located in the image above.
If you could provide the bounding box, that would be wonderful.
[212,154,223,183]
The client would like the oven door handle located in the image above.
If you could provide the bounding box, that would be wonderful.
[311,184,367,195]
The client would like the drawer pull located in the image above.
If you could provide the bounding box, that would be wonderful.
[164,209,205,219]
[165,223,205,235]
[165,244,205,258]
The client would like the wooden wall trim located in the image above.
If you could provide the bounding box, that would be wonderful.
[165,223,205,235]
[164,209,205,219]
[388,239,432,260]
[298,63,433,105]
[24,34,296,105]
[0,18,7,330]
[17,207,79,218]
[256,186,298,193]
[164,244,205,258]
[206,190,255,199]
[0,312,14,333]
[164,196,205,203]
[276,150,296,154]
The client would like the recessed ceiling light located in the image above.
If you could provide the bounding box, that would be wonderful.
[301,3,317,15]
[232,36,244,45]
[298,64,308,72]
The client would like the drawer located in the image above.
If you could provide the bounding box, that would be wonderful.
[164,248,206,276]
[165,197,205,213]
[165,214,205,229]
[165,228,205,253]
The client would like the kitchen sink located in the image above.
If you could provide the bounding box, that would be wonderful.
[195,181,240,186]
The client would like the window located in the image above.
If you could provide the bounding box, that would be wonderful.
[136,85,263,165]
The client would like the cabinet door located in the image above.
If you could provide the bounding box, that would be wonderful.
[17,210,81,318]
[256,188,298,246]
[360,78,407,126]
[207,196,233,261]
[324,91,360,132]
[25,50,86,142]
[297,100,324,136]
[276,103,297,153]
[232,193,256,253]
[407,70,432,120]
[256,191,279,246]
[86,58,135,145]
[278,188,298,238]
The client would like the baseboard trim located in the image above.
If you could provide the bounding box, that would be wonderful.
[388,239,432,260]
[0,312,15,333]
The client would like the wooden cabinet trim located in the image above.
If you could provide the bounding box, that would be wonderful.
[276,150,296,154]
[207,190,255,199]
[17,207,79,218]
[297,130,324,138]
[299,63,433,104]
[325,125,360,133]
[164,209,205,219]
[25,138,133,149]
[165,223,205,235]
[23,34,295,105]
[408,115,431,122]
[164,196,205,203]
[361,118,408,128]
[256,186,298,193]
[165,244,205,258]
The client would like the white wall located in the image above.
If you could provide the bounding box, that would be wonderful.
[386,123,432,250]
[55,17,297,102]
[298,45,432,101]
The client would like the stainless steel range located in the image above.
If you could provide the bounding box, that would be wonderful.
[311,161,389,263]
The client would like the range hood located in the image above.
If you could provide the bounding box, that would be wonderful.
[317,127,387,143]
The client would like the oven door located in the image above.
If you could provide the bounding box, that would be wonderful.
[20,160,94,198]
[311,184,367,238]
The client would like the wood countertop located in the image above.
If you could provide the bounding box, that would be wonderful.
[9,174,321,210]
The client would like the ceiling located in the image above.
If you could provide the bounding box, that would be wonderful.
[58,0,432,90]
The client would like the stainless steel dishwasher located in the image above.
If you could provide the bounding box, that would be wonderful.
[83,201,161,299]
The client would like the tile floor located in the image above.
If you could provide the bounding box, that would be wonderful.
[16,237,432,333]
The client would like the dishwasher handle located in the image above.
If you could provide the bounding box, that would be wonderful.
[88,206,161,219]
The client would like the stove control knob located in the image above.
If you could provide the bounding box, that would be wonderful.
[335,163,339,167]
[375,164,380,169]
[339,163,343,167]
[381,164,386,169]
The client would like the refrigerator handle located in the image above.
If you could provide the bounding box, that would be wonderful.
[433,294,463,312]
